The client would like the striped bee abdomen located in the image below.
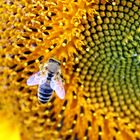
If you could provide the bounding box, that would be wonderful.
[38,82,53,104]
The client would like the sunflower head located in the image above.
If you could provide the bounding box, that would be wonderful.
[0,0,140,139]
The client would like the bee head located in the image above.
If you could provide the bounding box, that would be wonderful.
[48,58,61,65]
[47,58,61,73]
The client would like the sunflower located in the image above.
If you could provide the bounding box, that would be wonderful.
[0,0,140,140]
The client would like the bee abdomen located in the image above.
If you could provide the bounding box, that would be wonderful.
[38,91,53,103]
[38,84,53,104]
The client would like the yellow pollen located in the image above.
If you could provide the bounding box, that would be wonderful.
[50,45,54,49]
[76,68,80,72]
[62,43,66,47]
[62,62,66,66]
[45,49,49,53]
[73,95,77,99]
[99,132,102,135]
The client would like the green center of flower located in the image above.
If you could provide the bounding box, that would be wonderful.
[74,0,140,123]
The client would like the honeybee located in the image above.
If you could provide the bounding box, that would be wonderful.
[27,58,65,103]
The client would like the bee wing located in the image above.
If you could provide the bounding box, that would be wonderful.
[50,77,65,99]
[27,71,45,86]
